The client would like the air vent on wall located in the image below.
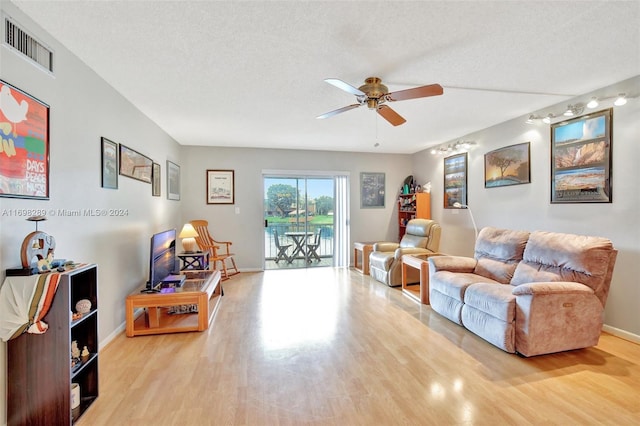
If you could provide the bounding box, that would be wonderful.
[4,16,53,73]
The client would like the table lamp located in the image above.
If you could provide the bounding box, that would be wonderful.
[178,223,199,253]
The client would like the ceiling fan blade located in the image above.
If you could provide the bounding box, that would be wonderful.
[377,105,406,126]
[324,78,366,96]
[386,84,444,102]
[316,104,361,120]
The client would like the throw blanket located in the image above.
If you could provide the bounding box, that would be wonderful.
[0,272,61,342]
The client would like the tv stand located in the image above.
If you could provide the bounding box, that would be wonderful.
[125,270,221,337]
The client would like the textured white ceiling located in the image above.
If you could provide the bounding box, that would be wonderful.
[9,1,640,153]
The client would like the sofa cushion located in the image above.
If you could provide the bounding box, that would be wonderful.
[430,271,499,302]
[473,227,530,283]
[464,283,516,322]
[511,231,614,304]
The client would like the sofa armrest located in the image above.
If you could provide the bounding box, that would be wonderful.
[428,255,477,273]
[394,247,430,260]
[373,242,399,252]
[512,281,594,296]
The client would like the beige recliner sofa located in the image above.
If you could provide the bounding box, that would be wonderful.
[429,227,617,357]
[369,219,441,287]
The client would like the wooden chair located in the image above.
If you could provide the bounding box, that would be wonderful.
[273,229,292,264]
[190,219,239,280]
[306,228,322,263]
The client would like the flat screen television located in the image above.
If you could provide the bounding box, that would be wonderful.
[145,229,177,292]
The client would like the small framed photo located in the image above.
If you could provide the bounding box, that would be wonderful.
[167,160,180,200]
[152,162,161,196]
[119,144,152,183]
[444,153,467,208]
[485,142,531,188]
[101,137,118,189]
[551,109,612,203]
[360,172,385,208]
[207,169,234,204]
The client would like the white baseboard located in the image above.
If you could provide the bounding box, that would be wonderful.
[603,324,640,344]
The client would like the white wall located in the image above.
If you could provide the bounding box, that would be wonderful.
[0,3,183,422]
[180,146,413,268]
[412,75,640,337]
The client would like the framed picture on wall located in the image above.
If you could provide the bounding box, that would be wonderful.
[167,160,180,200]
[0,80,50,199]
[119,144,152,183]
[360,172,385,208]
[551,108,612,203]
[207,169,234,204]
[444,152,467,208]
[101,137,118,189]
[152,162,161,196]
[484,142,531,188]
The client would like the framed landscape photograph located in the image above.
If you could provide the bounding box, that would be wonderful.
[551,109,612,203]
[119,144,152,183]
[207,169,234,204]
[0,80,50,199]
[152,162,160,196]
[360,172,385,208]
[101,137,118,189]
[485,142,530,188]
[444,153,467,208]
[167,160,180,200]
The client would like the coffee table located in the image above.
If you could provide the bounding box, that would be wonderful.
[125,269,221,337]
[401,253,440,304]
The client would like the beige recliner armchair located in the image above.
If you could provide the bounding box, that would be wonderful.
[369,219,441,287]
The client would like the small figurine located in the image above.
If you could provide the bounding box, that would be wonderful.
[71,340,81,367]
[81,346,90,363]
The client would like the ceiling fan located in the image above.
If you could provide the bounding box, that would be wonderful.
[316,77,443,126]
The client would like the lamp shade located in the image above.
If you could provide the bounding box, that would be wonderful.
[179,224,199,238]
[179,223,199,252]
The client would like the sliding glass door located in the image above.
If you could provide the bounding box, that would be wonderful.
[264,175,342,269]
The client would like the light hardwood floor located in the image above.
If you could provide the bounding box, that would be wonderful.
[80,268,640,425]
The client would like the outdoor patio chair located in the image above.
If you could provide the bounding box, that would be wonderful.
[307,228,322,263]
[274,229,292,264]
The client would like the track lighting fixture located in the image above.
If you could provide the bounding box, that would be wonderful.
[430,140,477,155]
[614,93,627,106]
[526,92,634,125]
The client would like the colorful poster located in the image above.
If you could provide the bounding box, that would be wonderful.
[0,80,49,199]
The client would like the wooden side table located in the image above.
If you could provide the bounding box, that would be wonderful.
[401,253,440,304]
[178,251,209,271]
[353,242,376,275]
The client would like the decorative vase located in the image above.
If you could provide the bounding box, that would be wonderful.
[75,299,91,314]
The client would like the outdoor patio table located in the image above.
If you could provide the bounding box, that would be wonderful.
[285,231,313,259]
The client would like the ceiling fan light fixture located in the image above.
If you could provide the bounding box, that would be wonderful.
[587,97,599,108]
[542,114,553,124]
[319,76,443,127]
[525,114,536,124]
